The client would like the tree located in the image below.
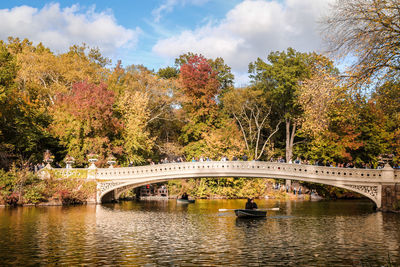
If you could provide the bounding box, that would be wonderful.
[0,42,58,168]
[209,57,234,96]
[178,53,220,145]
[116,90,154,165]
[351,99,388,166]
[108,63,179,162]
[0,43,18,167]
[8,38,108,106]
[297,56,341,135]
[373,81,400,164]
[175,52,234,95]
[201,116,245,159]
[323,0,400,86]
[176,53,243,159]
[223,87,281,160]
[50,82,122,166]
[157,66,179,79]
[249,48,313,162]
[293,93,363,165]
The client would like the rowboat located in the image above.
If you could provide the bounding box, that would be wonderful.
[234,209,267,218]
[176,198,195,204]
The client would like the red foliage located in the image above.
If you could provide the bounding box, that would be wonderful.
[59,82,121,134]
[51,81,123,165]
[6,192,20,206]
[179,54,220,116]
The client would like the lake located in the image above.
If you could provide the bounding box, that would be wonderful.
[0,199,399,266]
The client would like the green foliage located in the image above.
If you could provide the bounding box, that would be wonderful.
[350,100,388,166]
[249,47,312,116]
[168,177,268,199]
[248,48,320,161]
[0,166,42,205]
[373,81,400,165]
[24,185,45,204]
[0,169,15,203]
[157,66,179,79]
[0,43,17,92]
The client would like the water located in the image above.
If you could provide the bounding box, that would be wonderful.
[0,199,399,266]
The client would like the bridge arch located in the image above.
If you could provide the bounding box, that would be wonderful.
[100,176,379,206]
[96,161,389,207]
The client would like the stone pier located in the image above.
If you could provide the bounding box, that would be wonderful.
[381,184,400,212]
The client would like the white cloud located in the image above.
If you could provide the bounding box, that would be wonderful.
[152,0,179,22]
[152,0,210,22]
[0,3,141,55]
[153,0,334,84]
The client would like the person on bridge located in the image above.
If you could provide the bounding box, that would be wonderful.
[245,198,258,210]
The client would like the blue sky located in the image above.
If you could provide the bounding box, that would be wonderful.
[0,0,334,85]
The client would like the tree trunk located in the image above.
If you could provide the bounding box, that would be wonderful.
[285,118,296,163]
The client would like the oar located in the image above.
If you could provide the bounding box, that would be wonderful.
[218,208,279,212]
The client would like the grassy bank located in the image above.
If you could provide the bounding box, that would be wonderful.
[0,167,96,206]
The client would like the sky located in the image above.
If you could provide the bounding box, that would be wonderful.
[0,0,335,86]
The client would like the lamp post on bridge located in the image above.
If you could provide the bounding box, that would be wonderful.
[379,154,394,169]
[107,155,116,168]
[43,150,54,169]
[87,153,98,169]
[64,155,75,169]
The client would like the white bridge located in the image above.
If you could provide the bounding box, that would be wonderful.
[45,161,400,210]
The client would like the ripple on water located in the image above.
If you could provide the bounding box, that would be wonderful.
[0,199,399,266]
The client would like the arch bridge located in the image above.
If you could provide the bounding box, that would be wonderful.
[46,161,400,211]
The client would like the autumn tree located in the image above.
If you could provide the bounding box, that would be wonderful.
[323,0,400,86]
[373,81,400,164]
[351,99,388,166]
[108,63,180,162]
[301,94,388,167]
[297,56,341,135]
[0,43,19,167]
[50,82,122,166]
[175,52,234,95]
[176,53,242,158]
[295,80,389,167]
[0,42,60,168]
[116,90,154,164]
[178,54,220,143]
[9,38,108,106]
[294,90,362,165]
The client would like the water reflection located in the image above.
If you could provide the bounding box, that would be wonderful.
[0,199,399,266]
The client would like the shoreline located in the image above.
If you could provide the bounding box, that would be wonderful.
[1,194,317,207]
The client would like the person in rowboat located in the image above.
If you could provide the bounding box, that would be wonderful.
[245,198,258,210]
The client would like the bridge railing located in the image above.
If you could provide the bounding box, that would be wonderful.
[94,161,397,182]
[39,161,399,182]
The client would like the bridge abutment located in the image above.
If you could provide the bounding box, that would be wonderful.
[381,184,400,212]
